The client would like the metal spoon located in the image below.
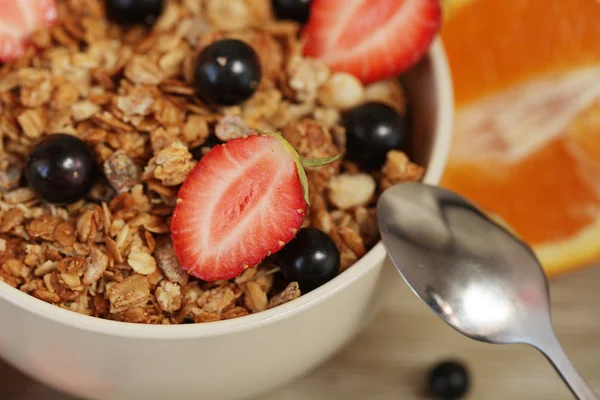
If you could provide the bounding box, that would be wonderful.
[377,182,598,400]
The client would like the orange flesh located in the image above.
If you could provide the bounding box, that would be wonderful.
[442,0,600,106]
[442,135,600,244]
[440,0,600,253]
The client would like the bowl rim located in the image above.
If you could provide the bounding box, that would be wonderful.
[0,38,454,340]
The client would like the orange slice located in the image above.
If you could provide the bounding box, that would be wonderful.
[440,0,600,276]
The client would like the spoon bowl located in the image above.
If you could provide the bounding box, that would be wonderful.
[377,182,597,400]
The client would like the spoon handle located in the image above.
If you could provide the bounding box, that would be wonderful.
[536,332,598,400]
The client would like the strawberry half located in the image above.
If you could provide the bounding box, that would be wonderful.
[171,134,338,281]
[303,0,441,84]
[0,0,57,62]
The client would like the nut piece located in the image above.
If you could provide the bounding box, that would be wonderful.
[154,235,189,285]
[312,107,340,129]
[215,115,253,141]
[288,58,330,103]
[104,150,140,193]
[328,173,376,210]
[155,280,182,313]
[128,248,157,276]
[107,274,151,314]
[318,72,364,110]
[380,150,424,190]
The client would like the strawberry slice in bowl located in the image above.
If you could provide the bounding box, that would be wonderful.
[303,0,441,84]
[0,0,57,62]
[171,133,338,281]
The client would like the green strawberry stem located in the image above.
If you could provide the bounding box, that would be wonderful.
[300,154,341,168]
[267,133,340,206]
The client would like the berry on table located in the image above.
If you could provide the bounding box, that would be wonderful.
[25,134,97,204]
[427,360,470,399]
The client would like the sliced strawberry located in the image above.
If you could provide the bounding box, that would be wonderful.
[303,0,441,84]
[171,134,338,281]
[0,0,57,62]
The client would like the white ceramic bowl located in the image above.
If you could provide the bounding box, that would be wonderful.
[0,38,453,400]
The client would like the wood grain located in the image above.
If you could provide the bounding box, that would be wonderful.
[2,262,600,400]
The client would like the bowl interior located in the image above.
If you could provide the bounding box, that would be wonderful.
[404,39,453,185]
[0,39,453,338]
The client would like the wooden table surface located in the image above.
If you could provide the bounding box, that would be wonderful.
[2,261,600,400]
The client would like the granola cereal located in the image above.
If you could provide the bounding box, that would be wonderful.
[0,0,425,324]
